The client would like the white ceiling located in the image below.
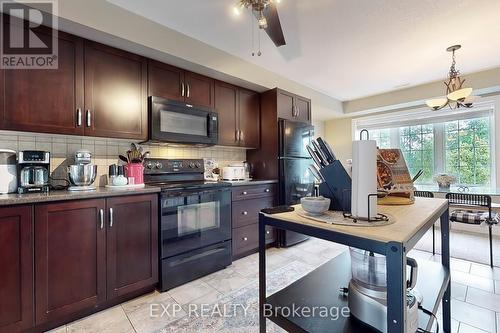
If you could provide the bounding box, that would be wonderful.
[108,0,500,101]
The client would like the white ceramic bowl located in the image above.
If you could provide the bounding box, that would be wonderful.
[300,196,331,216]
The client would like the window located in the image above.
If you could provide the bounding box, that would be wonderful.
[353,104,495,187]
[399,125,434,184]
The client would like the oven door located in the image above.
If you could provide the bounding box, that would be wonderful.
[150,96,218,145]
[160,187,231,258]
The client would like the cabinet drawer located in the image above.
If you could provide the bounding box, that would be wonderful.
[232,224,259,257]
[232,184,276,201]
[232,197,274,228]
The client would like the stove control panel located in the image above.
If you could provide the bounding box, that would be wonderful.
[144,158,204,174]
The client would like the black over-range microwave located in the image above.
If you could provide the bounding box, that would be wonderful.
[146,96,218,146]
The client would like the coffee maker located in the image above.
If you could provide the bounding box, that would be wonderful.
[17,150,50,194]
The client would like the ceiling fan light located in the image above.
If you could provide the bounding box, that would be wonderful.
[447,87,472,101]
[426,98,448,110]
[233,5,242,16]
[258,15,268,29]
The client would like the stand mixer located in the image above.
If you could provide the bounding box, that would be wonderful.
[347,248,420,333]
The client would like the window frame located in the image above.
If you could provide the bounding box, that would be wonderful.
[352,102,496,187]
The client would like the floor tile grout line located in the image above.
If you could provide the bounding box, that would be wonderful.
[121,305,138,333]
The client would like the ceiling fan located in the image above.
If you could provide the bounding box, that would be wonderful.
[233,0,286,55]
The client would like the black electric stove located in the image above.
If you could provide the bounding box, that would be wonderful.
[144,158,232,291]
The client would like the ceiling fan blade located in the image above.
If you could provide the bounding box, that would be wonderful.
[254,3,286,47]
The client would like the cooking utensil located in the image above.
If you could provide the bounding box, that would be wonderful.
[306,145,323,168]
[119,155,129,163]
[317,137,336,163]
[312,140,330,166]
[412,169,423,183]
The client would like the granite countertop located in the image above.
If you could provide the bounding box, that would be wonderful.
[0,186,161,206]
[228,179,278,186]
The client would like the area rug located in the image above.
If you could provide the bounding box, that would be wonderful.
[159,260,319,333]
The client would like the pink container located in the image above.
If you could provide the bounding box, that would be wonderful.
[124,163,144,185]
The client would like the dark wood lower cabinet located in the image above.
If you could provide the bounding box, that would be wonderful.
[106,194,158,299]
[0,205,33,333]
[35,199,107,324]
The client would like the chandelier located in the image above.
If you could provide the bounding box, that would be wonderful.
[426,45,476,111]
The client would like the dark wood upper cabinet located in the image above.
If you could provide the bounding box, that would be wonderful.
[106,194,158,299]
[0,28,84,135]
[294,96,311,123]
[184,71,214,107]
[215,81,238,146]
[35,199,106,325]
[84,42,147,140]
[214,81,260,148]
[148,60,184,102]
[0,205,33,333]
[277,88,311,123]
[148,60,214,108]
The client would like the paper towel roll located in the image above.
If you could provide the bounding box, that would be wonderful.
[351,140,377,219]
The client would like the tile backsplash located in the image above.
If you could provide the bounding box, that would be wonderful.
[0,131,247,187]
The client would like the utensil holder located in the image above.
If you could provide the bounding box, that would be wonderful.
[124,163,144,185]
[318,160,352,212]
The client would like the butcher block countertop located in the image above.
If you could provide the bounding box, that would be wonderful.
[0,186,161,206]
[262,197,449,244]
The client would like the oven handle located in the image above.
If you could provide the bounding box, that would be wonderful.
[171,246,228,266]
[161,187,230,198]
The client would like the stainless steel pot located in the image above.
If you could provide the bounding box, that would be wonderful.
[68,164,97,186]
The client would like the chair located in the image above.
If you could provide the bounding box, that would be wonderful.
[414,191,436,255]
[445,192,499,267]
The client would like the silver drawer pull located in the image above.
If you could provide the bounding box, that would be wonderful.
[242,211,248,215]
[243,237,248,241]
[109,208,114,227]
[265,189,270,193]
[99,209,104,229]
[242,191,248,195]
[266,230,270,235]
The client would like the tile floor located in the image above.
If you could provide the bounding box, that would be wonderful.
[47,238,500,333]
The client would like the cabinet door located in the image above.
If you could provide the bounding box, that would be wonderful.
[0,206,33,333]
[84,42,147,140]
[277,90,295,120]
[148,60,184,102]
[184,71,214,108]
[238,89,260,148]
[294,96,311,123]
[0,26,84,135]
[214,81,238,146]
[106,194,158,300]
[35,199,106,324]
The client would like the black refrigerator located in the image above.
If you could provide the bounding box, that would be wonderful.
[278,119,315,247]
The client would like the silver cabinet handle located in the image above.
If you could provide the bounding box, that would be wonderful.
[86,109,91,127]
[243,237,248,241]
[265,188,270,193]
[235,129,239,142]
[292,106,296,117]
[76,108,82,127]
[99,209,104,229]
[266,230,270,235]
[109,208,114,227]
[240,130,244,142]
[296,105,300,118]
[186,83,190,98]
[181,82,185,97]
[242,191,247,195]
[242,211,248,215]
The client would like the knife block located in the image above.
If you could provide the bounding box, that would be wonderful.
[318,160,352,212]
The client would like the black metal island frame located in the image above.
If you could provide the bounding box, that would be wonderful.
[259,197,451,333]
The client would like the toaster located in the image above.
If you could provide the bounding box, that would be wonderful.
[222,166,246,181]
